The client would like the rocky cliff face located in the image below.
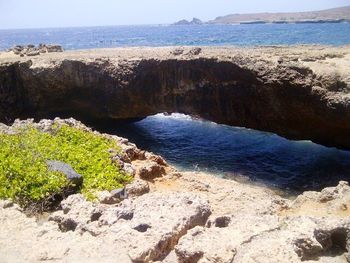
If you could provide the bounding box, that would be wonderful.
[0,46,349,148]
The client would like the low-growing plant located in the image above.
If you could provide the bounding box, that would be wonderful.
[0,124,132,209]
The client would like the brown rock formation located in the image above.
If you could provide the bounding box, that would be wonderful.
[1,119,350,262]
[0,46,349,148]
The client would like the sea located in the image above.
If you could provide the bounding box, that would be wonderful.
[1,23,350,192]
[0,23,350,50]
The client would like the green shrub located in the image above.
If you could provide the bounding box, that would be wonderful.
[0,124,132,208]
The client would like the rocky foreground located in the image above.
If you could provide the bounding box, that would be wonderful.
[0,45,350,148]
[0,119,350,263]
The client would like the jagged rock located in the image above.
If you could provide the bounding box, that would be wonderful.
[139,161,166,179]
[176,215,280,263]
[8,44,63,57]
[49,194,102,232]
[122,192,211,261]
[145,152,167,166]
[125,179,150,197]
[289,181,350,216]
[120,143,145,161]
[26,50,40,56]
[46,192,211,262]
[290,217,350,261]
[212,215,232,228]
[171,48,185,56]
[110,188,127,198]
[293,237,324,260]
[97,191,113,205]
[318,181,350,202]
[98,200,134,226]
[176,226,236,263]
[1,167,350,262]
[46,44,63,53]
[97,188,127,204]
[11,45,23,55]
[188,47,202,55]
[229,215,350,263]
[122,162,136,176]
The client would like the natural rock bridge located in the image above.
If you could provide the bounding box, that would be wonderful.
[0,46,349,148]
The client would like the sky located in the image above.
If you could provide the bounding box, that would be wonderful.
[0,0,349,29]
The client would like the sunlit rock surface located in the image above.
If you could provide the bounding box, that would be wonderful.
[0,46,350,148]
[0,119,350,262]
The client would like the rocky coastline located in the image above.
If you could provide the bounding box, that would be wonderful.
[173,6,350,25]
[0,45,350,262]
[7,44,63,57]
[1,45,350,149]
[0,118,349,262]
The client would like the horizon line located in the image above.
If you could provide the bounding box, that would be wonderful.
[1,4,349,31]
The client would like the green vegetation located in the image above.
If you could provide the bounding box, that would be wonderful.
[0,124,132,208]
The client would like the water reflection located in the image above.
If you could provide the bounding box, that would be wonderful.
[112,113,350,193]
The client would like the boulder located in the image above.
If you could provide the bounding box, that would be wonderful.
[46,44,63,53]
[145,152,167,166]
[122,162,136,176]
[171,48,185,56]
[289,181,350,215]
[8,44,63,56]
[188,47,202,56]
[92,179,150,205]
[119,143,145,162]
[139,161,166,179]
[11,45,24,55]
[97,188,127,204]
[125,179,150,197]
[49,194,102,232]
[46,160,83,188]
[26,50,40,56]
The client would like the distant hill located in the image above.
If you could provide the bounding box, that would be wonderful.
[173,18,203,25]
[209,6,350,24]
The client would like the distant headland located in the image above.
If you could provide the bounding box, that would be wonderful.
[173,6,350,25]
[173,18,203,25]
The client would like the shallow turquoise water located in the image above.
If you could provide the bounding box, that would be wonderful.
[112,114,350,193]
[1,23,350,51]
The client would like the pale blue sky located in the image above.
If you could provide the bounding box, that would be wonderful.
[0,0,349,29]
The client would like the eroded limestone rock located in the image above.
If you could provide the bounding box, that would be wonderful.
[49,194,102,232]
[8,44,63,56]
[44,192,211,262]
[176,215,280,263]
[1,46,350,148]
[125,178,150,197]
[139,161,166,179]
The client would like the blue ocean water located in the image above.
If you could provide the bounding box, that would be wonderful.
[113,114,350,193]
[0,23,350,51]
